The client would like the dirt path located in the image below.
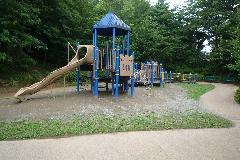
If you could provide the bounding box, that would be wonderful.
[0,83,240,160]
[199,82,240,121]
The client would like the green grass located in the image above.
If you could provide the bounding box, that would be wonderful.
[177,83,215,100]
[0,112,232,141]
[234,87,240,104]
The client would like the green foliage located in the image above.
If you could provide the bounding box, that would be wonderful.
[0,0,239,83]
[234,87,240,104]
[187,0,240,77]
[177,83,215,100]
[0,112,232,140]
[7,71,49,87]
[65,71,91,84]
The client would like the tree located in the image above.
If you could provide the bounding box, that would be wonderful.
[192,0,240,76]
[0,0,45,73]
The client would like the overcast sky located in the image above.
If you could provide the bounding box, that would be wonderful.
[149,0,186,8]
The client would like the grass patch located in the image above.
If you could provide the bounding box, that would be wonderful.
[234,87,240,104]
[0,112,232,141]
[177,83,215,100]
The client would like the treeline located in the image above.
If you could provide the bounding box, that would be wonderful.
[0,0,239,80]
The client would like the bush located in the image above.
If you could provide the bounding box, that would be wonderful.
[65,71,91,84]
[234,87,240,104]
[7,71,49,87]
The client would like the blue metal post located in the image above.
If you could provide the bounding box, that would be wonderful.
[162,67,165,87]
[131,51,135,96]
[106,38,109,78]
[165,71,167,81]
[76,42,81,94]
[125,81,129,93]
[94,29,98,97]
[160,63,163,87]
[122,35,125,55]
[170,71,172,83]
[92,32,95,95]
[112,28,116,96]
[115,47,120,99]
[150,61,154,86]
[127,31,130,56]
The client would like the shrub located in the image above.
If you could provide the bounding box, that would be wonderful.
[234,87,240,104]
[65,71,91,84]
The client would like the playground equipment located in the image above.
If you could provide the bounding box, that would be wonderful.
[134,61,170,87]
[171,73,198,83]
[91,12,134,98]
[15,45,94,100]
[15,12,134,101]
[134,61,199,86]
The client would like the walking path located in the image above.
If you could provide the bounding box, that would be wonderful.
[0,83,240,160]
[199,82,240,121]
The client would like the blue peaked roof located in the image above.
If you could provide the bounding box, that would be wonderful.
[93,12,131,36]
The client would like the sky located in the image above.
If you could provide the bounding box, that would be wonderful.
[149,0,186,8]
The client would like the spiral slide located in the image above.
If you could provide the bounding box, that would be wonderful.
[14,45,94,100]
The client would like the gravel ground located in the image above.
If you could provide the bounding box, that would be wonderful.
[0,83,204,122]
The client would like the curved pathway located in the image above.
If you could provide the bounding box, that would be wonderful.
[200,82,240,121]
[0,83,240,160]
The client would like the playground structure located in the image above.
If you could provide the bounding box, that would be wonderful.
[134,61,199,86]
[171,73,199,83]
[134,61,167,86]
[15,12,134,101]
[91,12,134,98]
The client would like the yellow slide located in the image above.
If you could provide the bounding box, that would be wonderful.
[15,45,94,100]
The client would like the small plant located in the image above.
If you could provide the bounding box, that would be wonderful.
[8,78,18,86]
[234,87,240,104]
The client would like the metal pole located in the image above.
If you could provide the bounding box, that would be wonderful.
[165,71,167,82]
[162,67,165,87]
[122,35,125,55]
[92,32,95,95]
[131,51,135,97]
[106,38,109,78]
[151,61,154,86]
[115,47,120,99]
[112,28,116,96]
[76,41,80,94]
[127,31,130,56]
[160,63,163,87]
[170,71,172,83]
[94,29,98,97]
